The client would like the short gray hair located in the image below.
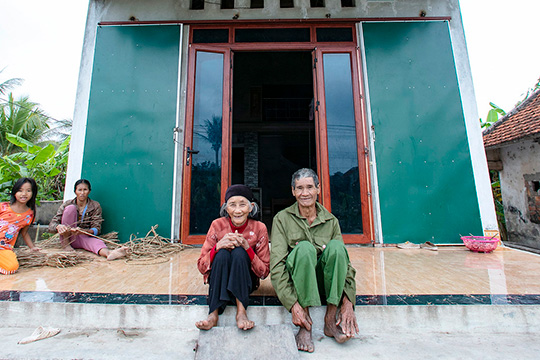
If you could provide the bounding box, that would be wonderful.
[291,168,319,189]
[219,201,260,219]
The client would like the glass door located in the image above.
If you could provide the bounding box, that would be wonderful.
[181,46,231,244]
[313,48,372,243]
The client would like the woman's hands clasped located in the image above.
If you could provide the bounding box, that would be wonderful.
[216,231,250,251]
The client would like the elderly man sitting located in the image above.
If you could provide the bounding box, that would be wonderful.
[270,168,358,353]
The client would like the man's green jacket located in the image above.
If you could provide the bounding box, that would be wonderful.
[270,202,357,311]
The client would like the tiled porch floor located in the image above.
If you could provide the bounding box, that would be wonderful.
[2,245,540,305]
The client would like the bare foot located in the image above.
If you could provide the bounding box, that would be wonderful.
[196,310,219,330]
[107,247,127,261]
[324,300,358,343]
[63,245,75,252]
[235,299,254,330]
[324,319,349,343]
[295,327,314,352]
[236,311,254,330]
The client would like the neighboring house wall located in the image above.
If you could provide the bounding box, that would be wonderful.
[499,139,540,248]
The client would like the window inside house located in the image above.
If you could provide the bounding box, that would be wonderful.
[191,0,204,10]
[221,0,234,9]
[251,0,264,8]
[192,29,230,43]
[341,0,355,7]
[280,0,294,8]
[235,28,310,42]
[311,0,325,7]
[316,27,353,42]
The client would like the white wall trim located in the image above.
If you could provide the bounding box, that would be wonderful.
[447,14,498,232]
[357,22,383,244]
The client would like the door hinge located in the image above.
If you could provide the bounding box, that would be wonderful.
[313,57,318,69]
[364,146,369,155]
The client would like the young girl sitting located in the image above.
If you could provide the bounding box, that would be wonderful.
[0,178,40,274]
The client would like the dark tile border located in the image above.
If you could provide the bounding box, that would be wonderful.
[2,291,540,306]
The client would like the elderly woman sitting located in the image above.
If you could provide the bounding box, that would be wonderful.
[196,185,270,331]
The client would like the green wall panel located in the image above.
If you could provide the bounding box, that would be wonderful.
[362,22,482,244]
[83,25,180,241]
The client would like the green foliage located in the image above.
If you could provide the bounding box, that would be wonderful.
[515,77,540,108]
[480,102,506,129]
[0,134,70,202]
[0,68,23,97]
[0,93,50,155]
[490,171,507,241]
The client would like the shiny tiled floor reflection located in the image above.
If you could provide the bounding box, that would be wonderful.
[2,245,540,305]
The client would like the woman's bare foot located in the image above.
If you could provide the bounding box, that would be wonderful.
[296,327,314,352]
[235,299,254,330]
[196,310,219,330]
[107,247,128,261]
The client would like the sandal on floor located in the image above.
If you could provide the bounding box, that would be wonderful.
[420,241,438,251]
[397,241,420,249]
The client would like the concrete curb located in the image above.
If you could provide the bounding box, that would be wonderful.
[3,301,540,334]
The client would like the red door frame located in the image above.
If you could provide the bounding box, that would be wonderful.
[313,47,373,244]
[181,23,373,244]
[181,45,231,244]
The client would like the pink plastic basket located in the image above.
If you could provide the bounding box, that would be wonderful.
[461,236,499,253]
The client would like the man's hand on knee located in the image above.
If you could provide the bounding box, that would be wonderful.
[291,301,312,331]
[337,296,358,338]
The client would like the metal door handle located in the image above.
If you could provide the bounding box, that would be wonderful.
[186,147,199,166]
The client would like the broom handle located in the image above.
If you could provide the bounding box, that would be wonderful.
[75,228,120,247]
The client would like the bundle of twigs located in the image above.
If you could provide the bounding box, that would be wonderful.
[34,225,188,266]
[37,231,121,249]
[15,248,94,269]
[123,225,189,264]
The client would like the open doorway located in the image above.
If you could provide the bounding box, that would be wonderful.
[232,51,316,229]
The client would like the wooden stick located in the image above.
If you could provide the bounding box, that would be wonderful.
[76,228,121,247]
[34,224,40,244]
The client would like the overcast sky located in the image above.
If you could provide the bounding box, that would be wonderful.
[0,0,538,122]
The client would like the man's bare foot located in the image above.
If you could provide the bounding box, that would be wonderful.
[196,310,219,330]
[107,247,127,261]
[235,299,254,330]
[324,318,349,343]
[324,299,358,343]
[296,327,314,352]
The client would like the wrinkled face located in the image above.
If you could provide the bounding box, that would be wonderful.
[75,183,91,203]
[226,195,252,226]
[292,177,320,208]
[15,182,33,205]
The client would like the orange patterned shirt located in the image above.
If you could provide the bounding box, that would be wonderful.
[0,202,34,250]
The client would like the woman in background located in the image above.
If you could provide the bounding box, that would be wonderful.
[49,179,126,260]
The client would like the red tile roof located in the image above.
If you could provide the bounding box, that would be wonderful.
[483,89,540,148]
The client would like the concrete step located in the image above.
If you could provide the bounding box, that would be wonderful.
[3,302,540,359]
[4,301,540,334]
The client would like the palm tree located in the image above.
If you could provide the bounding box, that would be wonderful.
[0,68,23,98]
[0,93,50,156]
[196,115,222,166]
